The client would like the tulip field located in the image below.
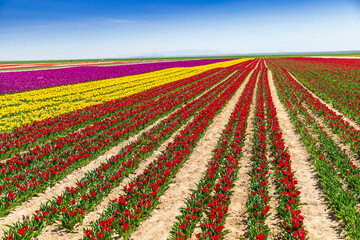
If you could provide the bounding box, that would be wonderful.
[1,57,360,240]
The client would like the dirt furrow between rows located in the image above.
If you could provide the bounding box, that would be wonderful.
[267,160,282,239]
[292,84,360,168]
[263,60,269,68]
[222,71,258,240]
[288,71,360,131]
[129,70,254,240]
[287,72,360,168]
[268,69,343,240]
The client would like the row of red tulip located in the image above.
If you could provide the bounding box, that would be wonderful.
[169,67,258,240]
[194,67,260,240]
[0,65,246,216]
[0,68,229,171]
[268,65,360,194]
[0,68,224,160]
[263,68,305,239]
[2,61,256,240]
[82,64,249,240]
[291,68,360,122]
[268,58,360,122]
[245,68,271,240]
[267,60,360,159]
[271,66,360,239]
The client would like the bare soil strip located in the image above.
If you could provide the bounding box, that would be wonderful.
[267,161,282,239]
[263,60,269,68]
[288,71,360,167]
[33,71,239,240]
[265,64,283,239]
[268,69,343,240]
[288,72,360,131]
[129,70,254,240]
[223,72,258,240]
[295,89,360,168]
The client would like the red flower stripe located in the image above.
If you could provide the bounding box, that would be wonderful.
[245,67,271,240]
[83,63,248,240]
[2,60,257,240]
[0,67,223,160]
[267,63,360,195]
[270,64,360,239]
[170,64,258,240]
[262,65,306,239]
[267,59,360,159]
[194,67,260,240]
[0,63,249,216]
[268,57,360,122]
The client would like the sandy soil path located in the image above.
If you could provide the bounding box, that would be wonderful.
[267,69,343,240]
[267,159,282,239]
[263,60,269,68]
[288,72,360,131]
[223,71,258,240]
[264,64,282,239]
[295,88,360,168]
[287,72,360,167]
[129,70,255,240]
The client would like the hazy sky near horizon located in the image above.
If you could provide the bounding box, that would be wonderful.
[0,0,360,60]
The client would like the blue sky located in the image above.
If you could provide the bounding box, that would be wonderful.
[0,0,359,60]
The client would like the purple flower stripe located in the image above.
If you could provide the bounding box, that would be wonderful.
[0,59,234,94]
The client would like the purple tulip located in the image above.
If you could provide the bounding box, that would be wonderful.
[0,59,233,94]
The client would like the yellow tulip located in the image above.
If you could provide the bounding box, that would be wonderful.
[0,59,252,132]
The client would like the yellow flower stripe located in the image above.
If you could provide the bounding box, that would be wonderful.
[0,58,252,132]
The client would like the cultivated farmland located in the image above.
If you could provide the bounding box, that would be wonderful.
[0,57,359,240]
